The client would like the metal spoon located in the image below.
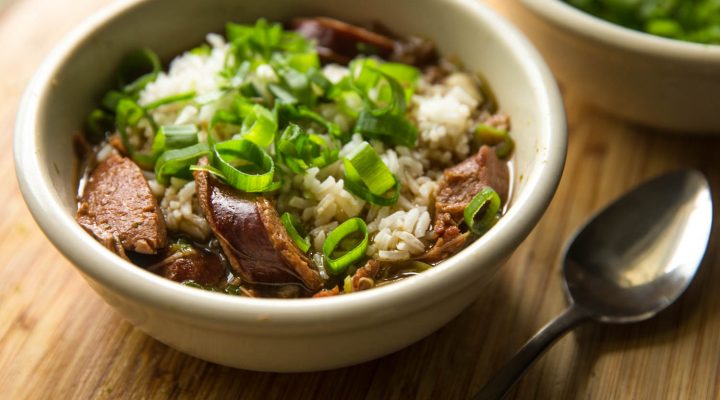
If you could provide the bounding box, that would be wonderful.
[476,170,713,400]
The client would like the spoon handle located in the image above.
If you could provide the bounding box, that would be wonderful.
[474,304,589,400]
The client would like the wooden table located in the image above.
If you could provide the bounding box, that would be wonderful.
[1,0,718,398]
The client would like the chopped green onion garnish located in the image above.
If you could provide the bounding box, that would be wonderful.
[278,123,338,173]
[378,63,420,87]
[190,44,212,56]
[344,177,400,206]
[275,103,343,140]
[308,68,333,95]
[115,97,155,169]
[354,110,417,148]
[345,58,418,147]
[236,104,277,148]
[274,51,320,74]
[378,62,421,102]
[474,123,507,145]
[85,109,114,142]
[144,90,196,110]
[474,123,514,159]
[322,218,369,275]
[343,141,399,206]
[101,90,126,112]
[118,48,161,94]
[268,83,298,104]
[275,65,315,106]
[495,137,514,160]
[463,187,501,236]
[211,109,242,128]
[212,139,280,192]
[151,124,199,158]
[343,275,354,293]
[281,212,311,253]
[155,143,210,185]
[349,59,408,114]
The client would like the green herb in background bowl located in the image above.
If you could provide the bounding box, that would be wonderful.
[565,0,720,44]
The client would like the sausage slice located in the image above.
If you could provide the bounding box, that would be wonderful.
[194,161,323,291]
[77,154,167,255]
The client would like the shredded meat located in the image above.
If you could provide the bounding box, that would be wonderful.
[391,35,439,67]
[194,160,323,291]
[77,154,167,255]
[423,146,509,261]
[160,247,226,286]
[351,259,382,292]
[420,227,470,264]
[433,146,509,236]
[313,286,340,298]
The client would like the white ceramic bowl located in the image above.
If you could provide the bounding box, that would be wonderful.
[14,0,565,372]
[501,0,720,133]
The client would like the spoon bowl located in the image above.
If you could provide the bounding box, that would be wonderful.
[477,170,713,399]
[564,170,713,323]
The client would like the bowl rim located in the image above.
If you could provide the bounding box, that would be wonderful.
[14,0,566,332]
[522,0,720,62]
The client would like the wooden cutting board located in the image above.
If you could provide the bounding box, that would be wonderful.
[1,0,718,398]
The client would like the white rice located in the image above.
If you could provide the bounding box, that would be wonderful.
[136,34,495,262]
[154,177,210,241]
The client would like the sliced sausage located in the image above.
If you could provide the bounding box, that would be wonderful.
[293,17,395,64]
[194,161,323,291]
[77,154,167,255]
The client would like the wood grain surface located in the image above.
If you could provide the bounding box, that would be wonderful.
[1,0,719,398]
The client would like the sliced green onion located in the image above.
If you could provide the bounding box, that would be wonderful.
[344,176,400,206]
[85,109,114,142]
[155,143,210,185]
[322,218,369,275]
[378,63,420,87]
[349,59,407,115]
[151,124,199,158]
[275,65,314,106]
[212,139,280,192]
[195,90,226,106]
[346,59,417,147]
[275,103,343,140]
[115,97,155,169]
[237,104,277,148]
[378,63,420,102]
[281,212,311,253]
[101,90,126,112]
[343,141,399,206]
[308,68,333,95]
[354,110,417,148]
[274,51,319,74]
[344,142,394,194]
[278,123,338,173]
[268,83,298,104]
[343,275,354,293]
[474,123,507,145]
[495,137,515,160]
[190,44,211,56]
[211,109,242,127]
[349,58,381,94]
[144,90,196,110]
[474,123,514,159]
[463,187,501,236]
[118,48,161,94]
